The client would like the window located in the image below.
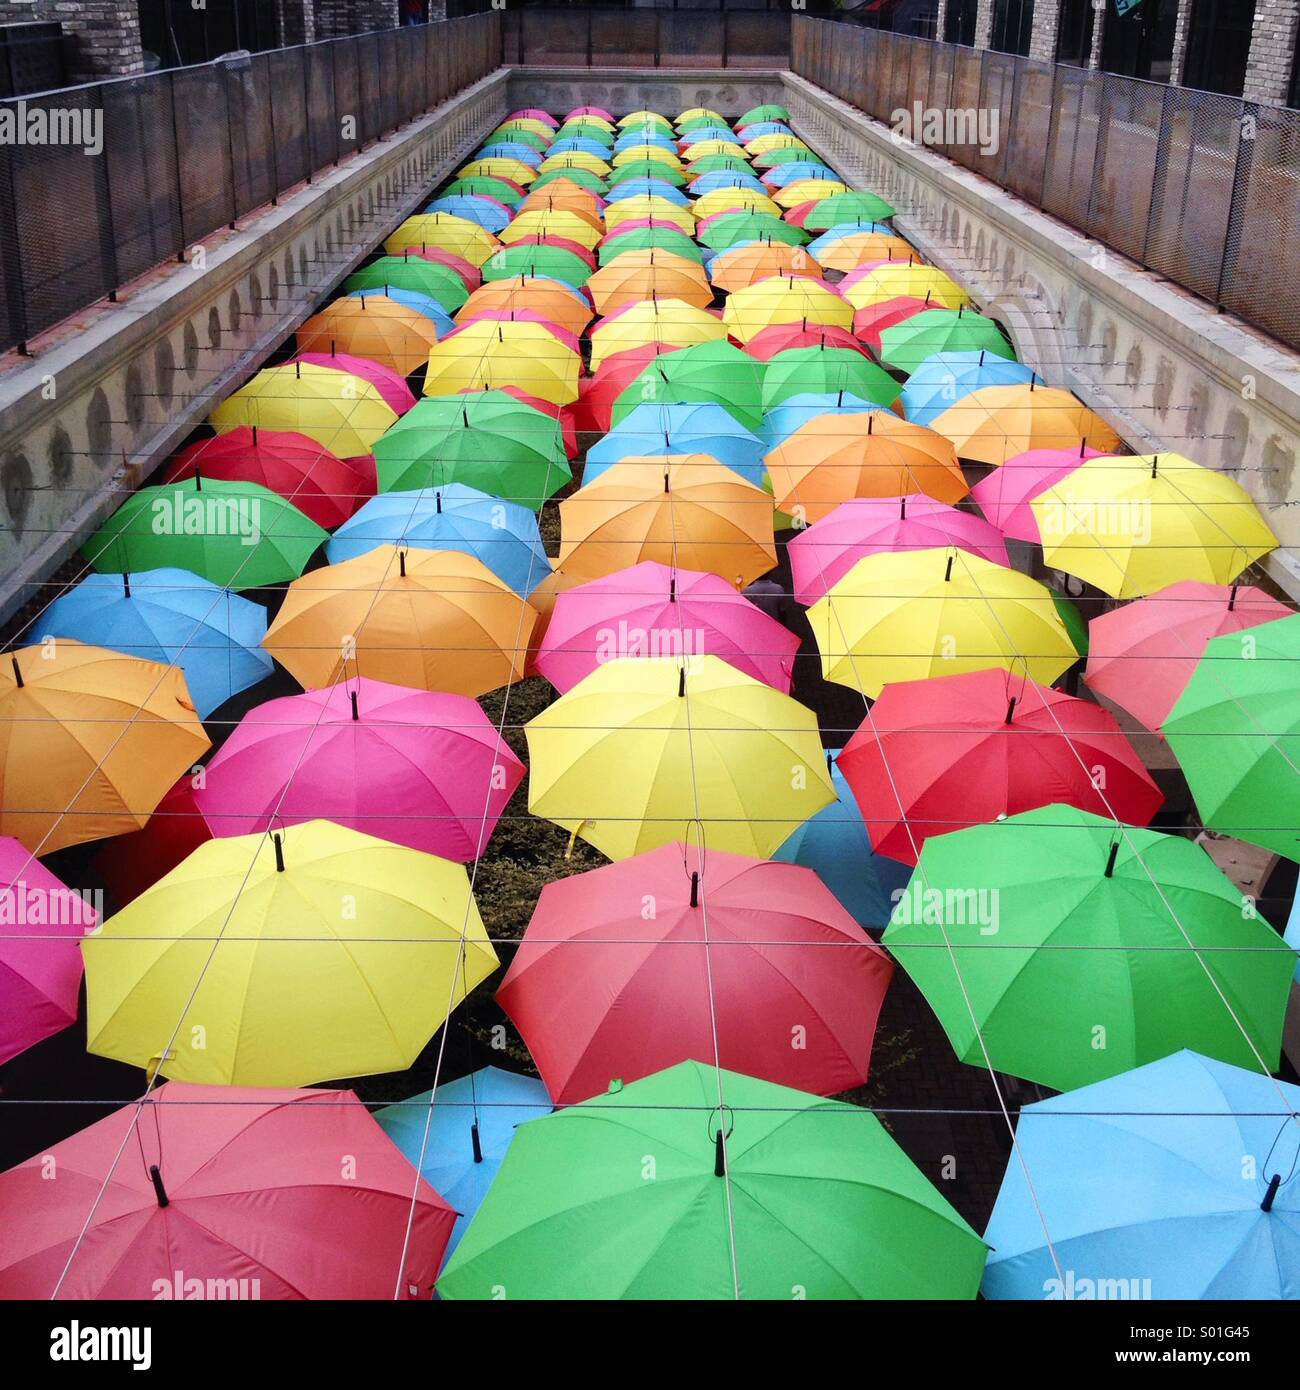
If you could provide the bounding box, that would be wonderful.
[1183,0,1256,97]
[944,0,979,46]
[990,0,1034,56]
[1056,0,1096,67]
[1100,0,1178,83]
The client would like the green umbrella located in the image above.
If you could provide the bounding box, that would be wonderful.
[761,347,900,411]
[607,161,687,188]
[754,145,819,169]
[699,212,808,251]
[739,104,791,125]
[613,341,766,431]
[344,256,469,314]
[1053,593,1089,658]
[531,167,607,194]
[677,115,725,133]
[85,479,326,590]
[800,192,897,229]
[1163,612,1300,862]
[437,1061,986,1300]
[483,244,591,290]
[554,123,613,146]
[884,805,1294,1092]
[599,228,703,264]
[373,391,572,511]
[878,309,1015,374]
[441,176,524,207]
[685,155,753,177]
[488,126,550,153]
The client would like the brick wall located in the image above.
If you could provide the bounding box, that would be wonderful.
[1244,0,1300,104]
[0,0,142,79]
[1028,0,1062,62]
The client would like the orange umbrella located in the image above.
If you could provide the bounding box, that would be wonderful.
[517,193,605,232]
[708,242,822,294]
[928,385,1124,466]
[456,277,593,338]
[765,413,970,523]
[0,641,210,854]
[263,546,537,698]
[809,230,916,273]
[586,250,713,315]
[297,297,441,376]
[559,456,776,585]
[523,562,590,677]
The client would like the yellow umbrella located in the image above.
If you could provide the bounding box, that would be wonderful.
[455,277,593,338]
[1031,453,1279,600]
[589,298,727,370]
[526,654,835,861]
[746,133,808,155]
[619,110,668,128]
[612,146,682,170]
[497,118,553,141]
[517,192,605,230]
[211,362,397,457]
[685,139,746,161]
[843,263,971,312]
[586,250,713,315]
[426,318,581,404]
[385,213,500,266]
[809,230,917,273]
[773,179,850,209]
[928,384,1124,466]
[0,641,209,855]
[709,242,822,293]
[538,151,611,177]
[83,820,497,1087]
[558,456,776,585]
[603,197,695,235]
[809,548,1078,697]
[458,157,538,186]
[693,187,782,220]
[296,296,441,376]
[568,114,615,132]
[263,546,536,696]
[677,107,724,125]
[498,210,602,251]
[722,275,852,342]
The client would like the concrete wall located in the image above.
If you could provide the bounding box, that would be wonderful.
[506,67,785,122]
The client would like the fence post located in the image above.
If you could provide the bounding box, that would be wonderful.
[1140,82,1172,270]
[1215,100,1255,312]
[0,138,33,354]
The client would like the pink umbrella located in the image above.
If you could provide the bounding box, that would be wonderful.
[403,246,482,291]
[567,106,612,121]
[838,259,908,294]
[289,351,417,416]
[0,837,95,1065]
[789,496,1011,606]
[970,446,1106,542]
[536,561,801,693]
[1086,581,1293,733]
[445,309,581,356]
[194,679,525,861]
[0,1082,453,1299]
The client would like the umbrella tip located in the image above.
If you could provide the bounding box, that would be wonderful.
[350,689,359,721]
[471,1121,484,1164]
[1005,697,1016,725]
[1229,583,1238,611]
[122,572,131,598]
[1262,1173,1282,1212]
[399,549,407,578]
[678,667,686,698]
[690,870,699,908]
[149,1164,169,1208]
[273,833,285,874]
[944,552,954,582]
[10,655,22,688]
[714,1128,726,1178]
[1104,840,1120,879]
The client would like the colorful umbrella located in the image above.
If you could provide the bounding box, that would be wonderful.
[899,350,1039,428]
[344,254,472,313]
[287,352,416,418]
[878,308,1015,374]
[968,445,1107,542]
[722,276,852,343]
[800,191,896,228]
[598,226,701,262]
[586,249,712,314]
[344,286,456,337]
[853,295,933,352]
[929,384,1123,466]
[424,317,580,405]
[844,262,970,311]
[584,403,766,488]
[761,345,900,411]
[698,211,808,250]
[297,296,442,375]
[611,340,766,432]
[745,322,864,361]
[457,276,593,337]
[759,391,884,452]
[589,298,727,371]
[482,242,593,288]
[808,227,915,273]
[708,241,820,292]
[90,773,210,907]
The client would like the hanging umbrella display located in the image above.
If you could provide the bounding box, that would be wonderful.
[878,308,1015,374]
[90,773,210,908]
[457,276,593,337]
[698,211,808,250]
[589,298,727,371]
[968,444,1107,542]
[761,345,900,411]
[722,277,852,343]
[498,843,893,1103]
[799,191,896,228]
[808,548,1077,697]
[296,295,443,375]
[586,249,712,314]
[344,255,472,313]
[194,680,524,861]
[884,805,1294,1090]
[899,351,1039,428]
[424,318,581,405]
[611,340,766,432]
[929,384,1123,466]
[844,262,970,311]
[287,353,417,419]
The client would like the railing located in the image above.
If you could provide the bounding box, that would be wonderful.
[791,17,1300,355]
[503,6,790,69]
[0,11,503,356]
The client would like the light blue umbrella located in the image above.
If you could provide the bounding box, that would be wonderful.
[899,350,1040,427]
[547,137,613,159]
[1285,890,1299,981]
[376,1067,551,1260]
[614,132,677,152]
[346,288,455,336]
[38,567,271,719]
[424,195,512,234]
[773,748,911,929]
[763,162,838,189]
[805,223,895,263]
[688,171,768,197]
[735,121,791,140]
[584,402,767,488]
[326,486,549,596]
[679,127,736,147]
[760,391,886,452]
[475,142,543,168]
[983,1051,1300,1300]
[605,180,690,207]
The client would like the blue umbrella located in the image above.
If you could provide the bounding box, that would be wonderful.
[376,1067,551,1260]
[605,180,690,207]
[735,121,791,140]
[475,142,543,168]
[614,132,677,152]
[39,567,271,719]
[584,402,767,487]
[547,138,613,159]
[983,1051,1300,1300]
[763,162,838,189]
[326,485,549,596]
[805,224,895,263]
[346,288,455,336]
[424,195,512,234]
[900,350,1039,427]
[688,171,768,197]
[773,748,911,929]
[1284,890,1299,981]
[679,127,737,147]
[760,391,886,452]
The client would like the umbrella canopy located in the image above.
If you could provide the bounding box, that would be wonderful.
[789,496,1010,606]
[771,179,850,210]
[765,412,968,523]
[899,351,1039,428]
[442,175,524,207]
[0,1081,455,1299]
[739,103,792,124]
[457,276,593,337]
[1086,580,1293,732]
[878,308,1015,373]
[297,295,443,375]
[263,546,536,697]
[605,178,689,205]
[694,187,781,220]
[708,241,820,292]
[483,242,593,288]
[839,669,1162,864]
[560,458,776,585]
[328,486,549,596]
[535,560,799,694]
[39,569,272,720]
[745,322,864,361]
[598,226,700,262]
[437,1060,985,1300]
[387,211,503,262]
[498,843,893,1104]
[84,820,498,1086]
[526,654,831,859]
[808,227,915,272]
[761,160,837,188]
[1032,453,1277,599]
[722,276,852,342]
[586,249,712,314]
[983,1051,1300,1301]
[759,391,884,452]
[572,342,675,433]
[844,262,970,311]
[1163,612,1300,862]
[611,340,766,432]
[425,318,580,405]
[500,209,602,250]
[968,445,1107,543]
[166,426,370,529]
[458,158,538,189]
[800,191,896,227]
[392,243,482,290]
[0,641,209,855]
[808,548,1077,697]
[0,836,94,1065]
[885,806,1293,1089]
[90,773,210,907]
[194,680,524,861]
[853,295,933,352]
[344,254,472,313]
[761,345,900,411]
[344,286,456,337]
[211,362,397,458]
[929,384,1123,467]
[288,352,417,419]
[85,479,327,590]
[589,298,727,371]
[604,197,694,234]
[698,211,808,250]
[376,1068,551,1262]
[532,166,608,194]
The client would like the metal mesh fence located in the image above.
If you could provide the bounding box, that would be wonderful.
[503,8,790,69]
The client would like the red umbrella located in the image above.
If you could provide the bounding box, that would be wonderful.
[969,445,1106,543]
[1086,581,1293,733]
[497,843,894,1104]
[745,321,865,362]
[0,1082,454,1299]
[839,669,1163,865]
[403,245,482,291]
[459,385,579,459]
[853,296,931,353]
[570,343,673,432]
[166,428,371,529]
[289,350,417,416]
[91,774,210,907]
